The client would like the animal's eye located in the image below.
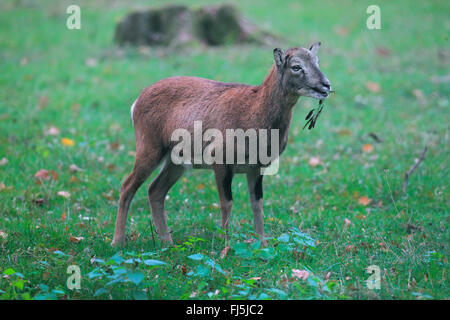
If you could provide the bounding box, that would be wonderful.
[292,65,302,72]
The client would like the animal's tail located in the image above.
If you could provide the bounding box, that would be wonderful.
[130,99,137,126]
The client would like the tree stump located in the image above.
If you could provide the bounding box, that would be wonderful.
[114,4,277,47]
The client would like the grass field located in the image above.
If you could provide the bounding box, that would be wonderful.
[0,0,448,300]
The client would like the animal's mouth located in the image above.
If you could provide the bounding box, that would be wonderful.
[310,86,329,97]
[297,85,332,99]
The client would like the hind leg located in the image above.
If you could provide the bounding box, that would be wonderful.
[112,152,162,247]
[214,165,234,234]
[148,160,185,245]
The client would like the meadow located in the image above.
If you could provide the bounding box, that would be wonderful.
[0,0,448,300]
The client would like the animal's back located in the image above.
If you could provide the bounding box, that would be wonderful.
[133,76,257,139]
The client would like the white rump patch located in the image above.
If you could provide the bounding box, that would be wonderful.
[130,99,137,125]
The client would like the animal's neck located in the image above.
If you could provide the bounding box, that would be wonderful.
[256,65,300,129]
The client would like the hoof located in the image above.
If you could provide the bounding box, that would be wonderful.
[111,237,125,247]
[160,234,174,246]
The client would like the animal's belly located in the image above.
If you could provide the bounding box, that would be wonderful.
[182,163,262,173]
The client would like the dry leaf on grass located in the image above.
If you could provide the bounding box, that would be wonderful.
[35,169,50,180]
[0,182,13,192]
[69,164,83,172]
[308,156,321,167]
[61,138,75,147]
[366,81,381,93]
[344,244,357,254]
[102,192,115,201]
[337,129,351,136]
[358,196,372,206]
[220,246,230,259]
[362,143,374,153]
[69,234,84,243]
[379,242,389,252]
[57,191,71,198]
[292,269,310,280]
[34,169,58,181]
[45,126,60,136]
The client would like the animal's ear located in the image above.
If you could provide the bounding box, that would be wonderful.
[273,48,286,70]
[309,42,321,56]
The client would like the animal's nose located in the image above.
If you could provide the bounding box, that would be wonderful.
[321,79,331,90]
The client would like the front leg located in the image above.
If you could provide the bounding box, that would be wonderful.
[214,165,234,233]
[246,168,267,245]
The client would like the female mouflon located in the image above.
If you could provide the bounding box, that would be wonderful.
[112,42,331,246]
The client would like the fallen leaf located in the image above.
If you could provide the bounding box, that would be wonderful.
[344,244,357,254]
[48,170,59,180]
[180,265,187,275]
[45,126,60,136]
[366,81,381,93]
[308,156,321,167]
[292,269,310,280]
[34,169,50,180]
[337,129,351,136]
[69,234,84,243]
[220,246,230,259]
[102,191,114,200]
[379,242,388,252]
[61,138,75,147]
[109,142,120,151]
[69,164,82,172]
[197,184,205,190]
[362,143,374,153]
[358,196,372,206]
[57,191,71,198]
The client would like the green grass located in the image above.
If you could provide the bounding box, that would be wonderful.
[0,0,448,299]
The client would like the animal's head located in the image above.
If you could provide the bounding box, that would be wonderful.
[273,43,331,99]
